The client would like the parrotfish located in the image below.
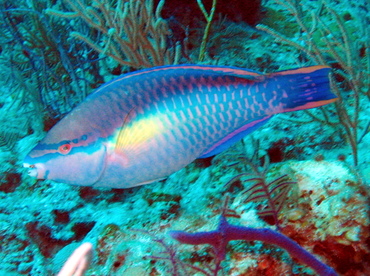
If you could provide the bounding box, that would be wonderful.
[23,65,337,188]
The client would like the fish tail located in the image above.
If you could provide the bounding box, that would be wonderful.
[269,65,337,112]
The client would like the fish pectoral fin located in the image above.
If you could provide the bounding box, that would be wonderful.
[115,107,136,152]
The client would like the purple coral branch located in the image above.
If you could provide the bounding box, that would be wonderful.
[169,216,337,276]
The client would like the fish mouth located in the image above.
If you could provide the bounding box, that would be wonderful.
[23,162,45,179]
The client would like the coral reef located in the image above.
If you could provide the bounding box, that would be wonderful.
[0,0,369,275]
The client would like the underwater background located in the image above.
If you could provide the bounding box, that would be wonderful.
[0,0,369,275]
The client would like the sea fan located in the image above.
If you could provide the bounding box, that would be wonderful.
[133,229,188,276]
[0,131,18,151]
[225,162,297,230]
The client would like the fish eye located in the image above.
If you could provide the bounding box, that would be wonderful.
[58,144,72,155]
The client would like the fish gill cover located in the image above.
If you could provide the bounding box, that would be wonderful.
[0,0,369,275]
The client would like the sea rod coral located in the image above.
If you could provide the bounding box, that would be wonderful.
[169,215,338,276]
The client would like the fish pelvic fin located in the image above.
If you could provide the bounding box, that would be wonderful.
[269,65,338,112]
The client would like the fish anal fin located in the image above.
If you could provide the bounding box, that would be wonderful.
[130,177,167,187]
[199,116,272,158]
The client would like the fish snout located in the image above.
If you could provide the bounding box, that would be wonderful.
[23,162,46,179]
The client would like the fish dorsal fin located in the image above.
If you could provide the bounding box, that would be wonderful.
[135,65,266,81]
[204,66,265,81]
[173,65,266,81]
